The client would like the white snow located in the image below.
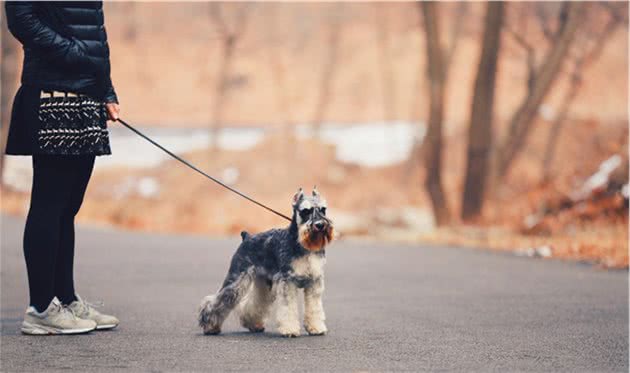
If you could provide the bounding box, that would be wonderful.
[296,121,426,167]
[2,122,426,192]
[137,177,160,198]
[571,154,622,201]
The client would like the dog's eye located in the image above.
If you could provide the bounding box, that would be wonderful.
[320,207,327,215]
[299,208,313,218]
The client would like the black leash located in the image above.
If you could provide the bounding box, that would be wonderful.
[116,118,292,222]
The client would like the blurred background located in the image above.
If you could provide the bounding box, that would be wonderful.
[1,2,628,268]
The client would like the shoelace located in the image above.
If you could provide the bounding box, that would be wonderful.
[75,299,104,316]
[50,302,76,321]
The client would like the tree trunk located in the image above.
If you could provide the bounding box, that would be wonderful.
[207,4,250,155]
[1,7,20,178]
[267,7,297,158]
[374,3,395,122]
[405,2,465,182]
[496,3,584,179]
[541,77,578,181]
[542,9,620,181]
[312,10,341,139]
[209,37,235,152]
[123,2,138,42]
[461,2,504,221]
[420,2,450,226]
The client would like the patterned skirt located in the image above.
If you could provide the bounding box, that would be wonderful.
[6,86,111,156]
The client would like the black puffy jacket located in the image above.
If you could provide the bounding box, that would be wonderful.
[5,1,118,103]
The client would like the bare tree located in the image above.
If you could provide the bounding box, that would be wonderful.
[495,2,585,179]
[443,2,467,72]
[312,4,343,139]
[406,2,466,177]
[124,3,152,88]
[267,7,292,146]
[374,3,395,122]
[410,2,465,125]
[265,4,308,158]
[122,2,138,42]
[541,3,626,180]
[1,6,20,177]
[208,3,251,151]
[419,2,450,226]
[461,2,504,221]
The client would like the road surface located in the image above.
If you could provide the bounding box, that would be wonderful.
[1,215,627,372]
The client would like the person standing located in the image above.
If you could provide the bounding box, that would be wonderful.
[5,1,120,335]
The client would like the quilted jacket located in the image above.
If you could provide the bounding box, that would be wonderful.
[5,1,118,103]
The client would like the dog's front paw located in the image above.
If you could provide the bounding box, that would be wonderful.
[240,314,266,333]
[277,324,301,338]
[244,322,265,333]
[203,325,221,335]
[304,320,327,336]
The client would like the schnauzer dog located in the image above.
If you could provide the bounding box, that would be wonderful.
[198,187,335,337]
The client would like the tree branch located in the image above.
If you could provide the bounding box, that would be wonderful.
[444,2,467,70]
[535,5,556,43]
[505,24,537,93]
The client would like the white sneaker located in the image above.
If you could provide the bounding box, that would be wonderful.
[21,297,97,335]
[69,295,119,330]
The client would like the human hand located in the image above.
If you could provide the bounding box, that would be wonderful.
[105,102,120,121]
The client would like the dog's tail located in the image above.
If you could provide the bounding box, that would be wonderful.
[240,231,251,241]
[197,294,216,328]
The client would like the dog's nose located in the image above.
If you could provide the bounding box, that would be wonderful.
[314,221,325,231]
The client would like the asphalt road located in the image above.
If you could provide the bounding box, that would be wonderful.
[1,215,628,372]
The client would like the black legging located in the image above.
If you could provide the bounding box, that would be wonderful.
[24,154,95,312]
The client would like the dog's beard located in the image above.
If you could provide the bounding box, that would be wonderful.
[298,224,334,252]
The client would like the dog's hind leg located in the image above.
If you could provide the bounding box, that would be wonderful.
[198,269,254,335]
[238,277,274,333]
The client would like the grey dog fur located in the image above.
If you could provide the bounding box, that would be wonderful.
[198,187,333,337]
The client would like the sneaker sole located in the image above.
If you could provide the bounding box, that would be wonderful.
[95,323,118,330]
[21,321,95,335]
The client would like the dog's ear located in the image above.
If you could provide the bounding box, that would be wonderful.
[312,185,319,197]
[292,187,304,206]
